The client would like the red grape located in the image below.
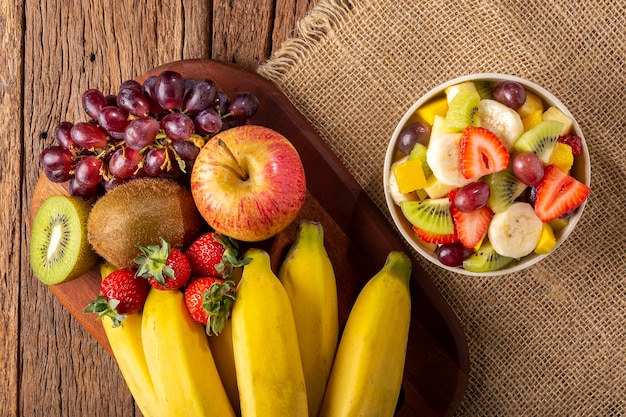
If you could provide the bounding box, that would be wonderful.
[183,79,218,114]
[109,147,143,179]
[98,106,130,133]
[54,122,75,149]
[44,166,73,183]
[437,242,471,267]
[40,146,73,172]
[117,88,151,117]
[397,122,431,154]
[194,108,223,135]
[119,79,142,92]
[171,140,200,161]
[124,116,160,150]
[155,71,185,110]
[69,177,98,200]
[161,112,194,141]
[70,122,108,148]
[493,81,527,110]
[74,155,103,188]
[144,148,169,176]
[82,89,107,119]
[453,182,490,212]
[512,152,544,186]
[227,91,259,119]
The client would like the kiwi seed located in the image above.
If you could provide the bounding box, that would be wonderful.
[30,195,98,285]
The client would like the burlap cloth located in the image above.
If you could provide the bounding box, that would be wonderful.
[258,0,625,415]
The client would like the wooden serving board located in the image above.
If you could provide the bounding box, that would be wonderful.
[30,59,469,417]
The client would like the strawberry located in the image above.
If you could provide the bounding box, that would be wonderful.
[185,232,250,278]
[84,267,150,327]
[184,277,236,336]
[135,238,191,290]
[534,164,590,222]
[413,225,458,244]
[557,134,583,155]
[459,126,510,179]
[450,193,494,249]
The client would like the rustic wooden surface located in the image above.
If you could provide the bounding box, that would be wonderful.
[2,1,317,416]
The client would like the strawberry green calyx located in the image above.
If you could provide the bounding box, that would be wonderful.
[84,295,127,328]
[135,238,175,286]
[214,234,251,277]
[202,279,237,336]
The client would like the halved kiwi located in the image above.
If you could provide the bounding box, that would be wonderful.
[513,119,563,163]
[446,89,481,132]
[463,241,514,272]
[400,198,454,235]
[30,195,98,285]
[485,169,528,213]
[87,177,202,268]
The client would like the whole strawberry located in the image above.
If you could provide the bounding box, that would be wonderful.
[135,238,191,290]
[184,277,236,336]
[185,232,250,278]
[84,267,150,327]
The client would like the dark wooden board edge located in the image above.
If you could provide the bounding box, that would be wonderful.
[29,59,469,416]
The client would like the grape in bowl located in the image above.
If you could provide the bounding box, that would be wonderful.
[383,74,591,276]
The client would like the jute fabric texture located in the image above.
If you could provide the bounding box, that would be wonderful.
[258,1,626,415]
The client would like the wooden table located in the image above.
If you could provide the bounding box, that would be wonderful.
[1,1,317,415]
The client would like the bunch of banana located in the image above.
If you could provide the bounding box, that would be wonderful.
[100,220,412,417]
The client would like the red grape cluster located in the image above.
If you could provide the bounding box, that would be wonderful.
[40,70,260,199]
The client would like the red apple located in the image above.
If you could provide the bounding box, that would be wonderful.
[190,125,306,242]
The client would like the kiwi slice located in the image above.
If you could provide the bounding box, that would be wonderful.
[463,241,514,272]
[87,178,202,268]
[408,143,433,178]
[446,89,480,132]
[485,169,527,213]
[513,120,563,163]
[400,198,454,235]
[30,195,98,285]
[473,80,494,99]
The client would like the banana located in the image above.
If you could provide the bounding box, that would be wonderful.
[142,288,235,417]
[319,251,412,417]
[207,319,240,416]
[478,99,524,150]
[99,263,164,417]
[426,132,474,187]
[232,248,308,417]
[278,221,338,417]
[487,201,543,258]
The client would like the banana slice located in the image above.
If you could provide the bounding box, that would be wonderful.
[488,202,543,258]
[426,133,474,188]
[478,99,524,150]
[388,157,418,206]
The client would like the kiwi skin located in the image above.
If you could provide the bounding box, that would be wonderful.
[87,178,203,268]
[30,195,98,285]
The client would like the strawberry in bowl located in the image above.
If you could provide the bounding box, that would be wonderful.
[384,74,590,275]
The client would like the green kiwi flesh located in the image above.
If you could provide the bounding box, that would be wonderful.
[400,198,454,235]
[473,80,494,99]
[87,178,202,268]
[485,169,528,213]
[463,241,514,272]
[446,89,480,132]
[513,120,563,163]
[30,195,98,285]
[408,143,433,178]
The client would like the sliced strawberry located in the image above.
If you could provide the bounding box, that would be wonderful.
[534,164,590,222]
[459,126,510,179]
[413,225,458,244]
[450,201,494,249]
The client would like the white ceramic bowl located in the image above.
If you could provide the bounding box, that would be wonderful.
[384,73,591,276]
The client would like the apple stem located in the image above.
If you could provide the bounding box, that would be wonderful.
[216,138,249,181]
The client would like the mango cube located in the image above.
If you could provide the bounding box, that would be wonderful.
[517,90,544,118]
[522,109,543,131]
[393,158,427,194]
[542,106,573,136]
[534,222,557,254]
[414,96,448,125]
[548,142,574,173]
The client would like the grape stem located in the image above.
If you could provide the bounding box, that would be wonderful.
[215,138,248,181]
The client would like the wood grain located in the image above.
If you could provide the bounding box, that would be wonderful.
[15,2,316,416]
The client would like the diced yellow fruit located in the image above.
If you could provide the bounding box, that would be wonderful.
[423,175,455,199]
[548,142,574,173]
[430,115,453,137]
[517,90,544,118]
[542,106,573,135]
[534,222,557,255]
[393,159,427,194]
[444,82,478,105]
[414,96,448,125]
[548,217,568,232]
[522,109,543,131]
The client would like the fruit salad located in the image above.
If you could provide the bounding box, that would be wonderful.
[385,75,590,274]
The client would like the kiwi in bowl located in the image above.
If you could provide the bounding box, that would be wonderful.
[383,74,591,276]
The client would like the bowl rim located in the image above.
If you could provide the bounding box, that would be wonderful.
[384,73,591,276]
